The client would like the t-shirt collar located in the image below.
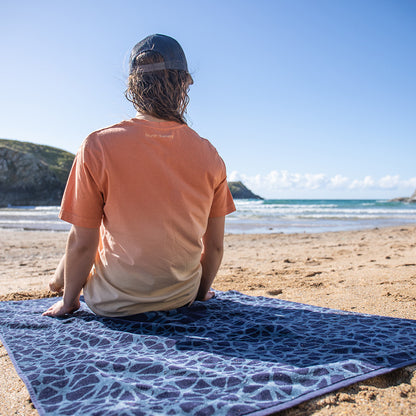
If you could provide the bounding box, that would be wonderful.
[135,112,165,123]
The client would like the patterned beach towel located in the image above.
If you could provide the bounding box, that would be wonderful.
[1,290,416,415]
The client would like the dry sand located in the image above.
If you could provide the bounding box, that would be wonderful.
[1,226,416,415]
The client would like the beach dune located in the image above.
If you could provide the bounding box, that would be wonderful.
[1,226,416,415]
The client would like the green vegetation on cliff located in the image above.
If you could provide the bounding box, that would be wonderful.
[0,139,75,184]
[0,139,75,206]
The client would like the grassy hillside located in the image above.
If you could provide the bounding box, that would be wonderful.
[0,138,75,184]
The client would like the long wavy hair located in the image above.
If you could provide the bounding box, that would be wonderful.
[125,51,192,124]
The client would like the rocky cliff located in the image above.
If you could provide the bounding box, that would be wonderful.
[0,139,75,207]
[228,181,263,200]
[390,189,416,203]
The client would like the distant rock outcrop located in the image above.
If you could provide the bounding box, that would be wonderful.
[0,139,75,207]
[390,189,416,203]
[228,181,263,200]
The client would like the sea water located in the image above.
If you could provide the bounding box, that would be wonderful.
[0,200,415,234]
[226,199,416,234]
[0,206,69,232]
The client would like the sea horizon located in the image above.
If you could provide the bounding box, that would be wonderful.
[1,199,415,235]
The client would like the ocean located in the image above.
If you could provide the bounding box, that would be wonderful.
[0,200,415,234]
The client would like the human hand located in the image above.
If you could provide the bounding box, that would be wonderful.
[48,277,64,296]
[42,299,80,317]
[48,255,65,295]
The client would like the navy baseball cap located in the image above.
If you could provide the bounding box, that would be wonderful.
[129,34,189,74]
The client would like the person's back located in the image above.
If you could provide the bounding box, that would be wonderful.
[43,34,235,317]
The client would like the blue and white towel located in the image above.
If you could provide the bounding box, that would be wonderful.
[1,291,416,415]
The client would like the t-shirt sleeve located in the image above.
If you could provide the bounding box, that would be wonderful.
[209,160,236,218]
[59,139,104,228]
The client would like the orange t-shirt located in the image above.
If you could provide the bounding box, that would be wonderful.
[59,116,236,316]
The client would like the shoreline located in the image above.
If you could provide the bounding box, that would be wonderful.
[1,225,416,415]
[1,220,416,235]
[0,220,415,236]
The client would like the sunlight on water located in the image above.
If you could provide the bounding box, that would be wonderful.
[0,206,70,231]
[0,200,415,234]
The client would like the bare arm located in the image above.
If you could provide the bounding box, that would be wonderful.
[43,225,100,317]
[197,216,225,301]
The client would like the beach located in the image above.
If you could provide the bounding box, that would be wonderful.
[1,226,416,415]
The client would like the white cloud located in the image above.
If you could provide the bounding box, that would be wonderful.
[304,173,326,190]
[328,174,349,189]
[349,176,375,189]
[378,175,401,189]
[228,170,416,198]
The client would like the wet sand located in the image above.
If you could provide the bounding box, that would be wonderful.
[1,226,416,415]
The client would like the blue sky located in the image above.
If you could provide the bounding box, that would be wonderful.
[1,0,415,199]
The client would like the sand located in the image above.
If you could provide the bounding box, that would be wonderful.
[1,225,416,415]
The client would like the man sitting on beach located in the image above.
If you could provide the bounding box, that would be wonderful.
[43,34,235,317]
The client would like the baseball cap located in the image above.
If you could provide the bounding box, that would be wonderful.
[129,34,189,74]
